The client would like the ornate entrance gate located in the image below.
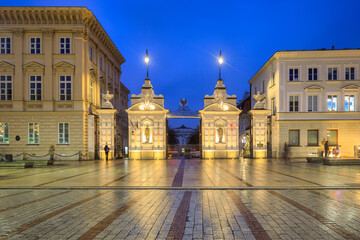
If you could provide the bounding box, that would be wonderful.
[126,76,241,160]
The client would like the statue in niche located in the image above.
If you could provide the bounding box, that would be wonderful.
[217,127,224,143]
[145,125,151,143]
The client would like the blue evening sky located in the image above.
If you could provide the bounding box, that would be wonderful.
[4,0,360,127]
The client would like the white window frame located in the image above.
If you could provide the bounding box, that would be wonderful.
[327,94,338,111]
[345,67,355,80]
[59,75,72,101]
[289,68,300,81]
[327,67,338,80]
[289,95,299,112]
[308,67,318,81]
[344,94,355,111]
[307,95,318,112]
[0,75,12,101]
[29,37,41,54]
[0,122,9,144]
[29,75,42,101]
[0,37,11,54]
[58,122,69,144]
[59,37,71,54]
[28,122,39,144]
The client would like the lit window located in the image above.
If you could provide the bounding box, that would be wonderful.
[327,95,337,111]
[59,37,70,54]
[30,37,41,54]
[58,123,69,144]
[0,38,11,54]
[289,130,299,146]
[345,95,355,111]
[28,122,39,144]
[308,68,317,81]
[308,95,318,112]
[289,95,299,112]
[59,76,71,101]
[328,67,337,80]
[0,123,9,144]
[327,130,338,146]
[29,76,42,101]
[345,67,355,80]
[289,68,299,81]
[307,130,318,146]
[0,75,12,101]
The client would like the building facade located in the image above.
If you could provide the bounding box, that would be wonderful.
[249,49,360,158]
[0,7,128,160]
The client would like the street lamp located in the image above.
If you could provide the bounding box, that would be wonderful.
[218,50,224,79]
[145,49,149,79]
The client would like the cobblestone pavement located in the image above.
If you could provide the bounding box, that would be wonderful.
[0,158,359,239]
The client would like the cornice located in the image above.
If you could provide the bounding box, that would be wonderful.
[0,7,125,65]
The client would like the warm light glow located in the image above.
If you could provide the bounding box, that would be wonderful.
[218,57,224,64]
[144,56,149,63]
[223,104,228,110]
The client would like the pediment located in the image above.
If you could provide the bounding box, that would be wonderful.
[202,102,241,112]
[341,84,360,90]
[0,61,15,69]
[304,85,324,91]
[23,61,44,69]
[53,61,75,70]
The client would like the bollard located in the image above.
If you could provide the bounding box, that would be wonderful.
[78,151,83,161]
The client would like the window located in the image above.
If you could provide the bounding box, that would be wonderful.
[0,38,11,54]
[114,71,117,82]
[328,67,337,80]
[307,130,318,146]
[0,75,12,101]
[327,129,338,146]
[29,76,42,101]
[59,76,71,101]
[289,130,300,146]
[28,122,39,144]
[108,65,111,77]
[289,68,299,81]
[289,96,299,112]
[271,72,275,86]
[345,95,355,111]
[308,95,318,112]
[99,57,103,71]
[89,46,93,61]
[59,37,70,54]
[327,95,337,111]
[345,67,355,80]
[0,123,9,144]
[30,37,41,54]
[90,81,94,103]
[271,98,276,115]
[254,87,257,94]
[262,80,265,93]
[308,68,318,81]
[58,123,69,144]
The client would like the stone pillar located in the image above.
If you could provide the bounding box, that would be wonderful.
[87,114,95,160]
[249,109,270,158]
[97,109,117,160]
[12,28,23,111]
[42,28,54,110]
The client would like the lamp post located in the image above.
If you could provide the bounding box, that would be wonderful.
[218,50,224,79]
[144,49,150,79]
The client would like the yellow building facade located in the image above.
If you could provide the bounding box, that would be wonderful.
[249,49,360,158]
[0,7,128,160]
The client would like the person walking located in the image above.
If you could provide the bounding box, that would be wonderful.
[49,145,55,161]
[104,144,110,161]
[324,141,329,157]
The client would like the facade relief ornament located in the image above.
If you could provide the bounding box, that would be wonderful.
[139,92,155,110]
[41,28,54,38]
[101,90,114,109]
[12,28,24,38]
[253,91,265,109]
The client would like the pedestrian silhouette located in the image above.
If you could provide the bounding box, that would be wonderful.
[104,144,110,161]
